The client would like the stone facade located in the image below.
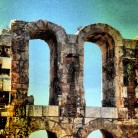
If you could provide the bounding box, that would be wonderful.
[0,20,137,137]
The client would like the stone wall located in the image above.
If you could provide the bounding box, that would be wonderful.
[0,20,137,137]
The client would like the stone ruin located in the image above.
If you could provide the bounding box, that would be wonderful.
[0,19,137,138]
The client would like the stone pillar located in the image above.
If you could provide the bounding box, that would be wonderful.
[121,40,138,118]
[10,20,29,116]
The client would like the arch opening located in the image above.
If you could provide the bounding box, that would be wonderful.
[28,40,50,105]
[29,130,47,138]
[27,28,60,106]
[29,130,57,138]
[83,32,116,107]
[84,42,102,107]
[101,129,114,138]
[87,130,102,138]
[87,129,114,138]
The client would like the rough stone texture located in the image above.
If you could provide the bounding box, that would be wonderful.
[85,107,118,119]
[0,20,137,137]
[26,105,59,117]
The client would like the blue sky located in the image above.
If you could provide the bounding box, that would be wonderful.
[0,0,137,137]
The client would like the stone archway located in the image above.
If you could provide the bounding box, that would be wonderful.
[76,23,124,108]
[10,20,68,109]
[25,20,68,106]
[27,117,72,138]
[77,119,123,138]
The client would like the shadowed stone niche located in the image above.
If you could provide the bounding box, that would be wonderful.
[0,20,137,137]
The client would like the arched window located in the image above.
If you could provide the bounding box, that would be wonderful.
[28,40,50,105]
[11,20,65,107]
[84,42,102,107]
[28,29,59,106]
[77,24,124,108]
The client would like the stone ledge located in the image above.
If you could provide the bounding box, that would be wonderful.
[26,105,59,117]
[85,107,128,119]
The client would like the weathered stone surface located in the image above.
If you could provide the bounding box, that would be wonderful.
[3,79,11,91]
[85,107,101,118]
[0,20,137,138]
[0,57,11,69]
[85,107,118,118]
[42,106,59,116]
[135,108,138,118]
[118,108,128,119]
[136,86,138,98]
[26,105,59,117]
[0,35,12,46]
[67,34,77,43]
[26,105,42,116]
[0,75,11,91]
[101,107,118,118]
[1,111,10,116]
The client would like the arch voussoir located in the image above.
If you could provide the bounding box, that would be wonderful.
[35,20,47,29]
[76,23,123,46]
[77,119,123,138]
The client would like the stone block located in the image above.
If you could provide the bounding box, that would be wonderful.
[123,87,127,98]
[101,107,118,118]
[136,70,138,83]
[0,57,12,69]
[85,107,101,118]
[0,35,12,46]
[59,117,69,123]
[84,25,91,33]
[3,79,11,91]
[115,46,123,57]
[136,87,138,98]
[48,120,56,129]
[56,30,67,43]
[0,75,11,91]
[0,78,2,90]
[124,39,137,49]
[19,72,29,84]
[74,117,83,124]
[135,109,138,118]
[60,75,67,83]
[67,34,77,43]
[35,20,45,29]
[1,111,10,116]
[48,116,59,122]
[42,106,59,117]
[84,118,96,124]
[19,60,29,73]
[118,108,128,119]
[21,52,29,60]
[64,44,77,55]
[26,105,42,116]
[131,119,138,125]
